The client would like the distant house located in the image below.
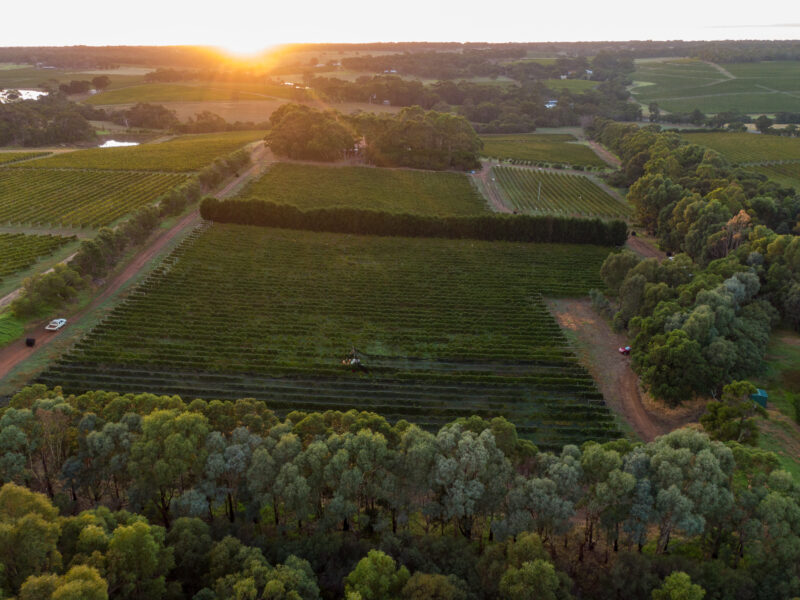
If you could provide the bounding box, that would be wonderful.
[545,100,558,109]
[382,99,391,105]
[560,74,567,80]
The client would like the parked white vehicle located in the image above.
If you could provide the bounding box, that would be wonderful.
[45,318,67,331]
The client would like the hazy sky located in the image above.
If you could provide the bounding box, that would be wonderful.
[5,0,799,53]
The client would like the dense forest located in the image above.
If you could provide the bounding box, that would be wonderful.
[588,119,800,404]
[1,384,799,600]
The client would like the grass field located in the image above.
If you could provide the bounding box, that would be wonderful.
[33,131,265,172]
[0,169,186,227]
[480,133,607,167]
[493,166,630,219]
[84,82,303,105]
[0,152,50,165]
[0,233,75,281]
[682,132,800,163]
[239,164,489,216]
[39,224,619,450]
[632,59,800,115]
[542,79,598,93]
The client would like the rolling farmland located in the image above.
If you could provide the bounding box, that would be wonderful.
[33,131,265,172]
[682,132,800,163]
[480,133,606,168]
[493,166,630,218]
[84,81,302,105]
[39,224,619,450]
[0,233,75,280]
[0,169,187,227]
[239,164,489,216]
[632,59,800,114]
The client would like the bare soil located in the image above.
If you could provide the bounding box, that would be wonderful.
[626,235,666,260]
[546,298,704,442]
[586,141,622,168]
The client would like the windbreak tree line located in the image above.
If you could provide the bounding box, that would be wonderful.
[0,385,798,599]
[589,119,800,404]
[200,198,628,246]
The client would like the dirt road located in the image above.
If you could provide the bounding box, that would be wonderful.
[0,143,268,382]
[546,298,702,441]
[626,235,666,260]
[586,141,622,168]
[473,161,512,213]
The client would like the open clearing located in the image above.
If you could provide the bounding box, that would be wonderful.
[480,133,607,168]
[632,59,800,114]
[238,163,489,216]
[683,132,800,164]
[38,224,619,450]
[32,131,265,171]
[492,166,630,218]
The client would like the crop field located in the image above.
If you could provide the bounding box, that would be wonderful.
[0,233,75,281]
[631,59,800,114]
[480,134,606,167]
[682,132,800,163]
[84,82,303,105]
[239,164,489,216]
[493,166,630,219]
[39,224,619,450]
[33,131,265,172]
[0,152,50,165]
[0,169,187,227]
[751,162,800,188]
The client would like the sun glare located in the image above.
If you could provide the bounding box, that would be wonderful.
[218,42,270,60]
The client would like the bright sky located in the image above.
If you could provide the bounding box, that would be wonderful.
[5,0,800,52]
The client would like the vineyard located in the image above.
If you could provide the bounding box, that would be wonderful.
[751,162,800,188]
[0,233,75,281]
[39,224,619,450]
[493,166,630,219]
[0,152,49,165]
[239,164,489,216]
[683,132,800,164]
[33,131,266,172]
[480,134,606,168]
[0,169,187,227]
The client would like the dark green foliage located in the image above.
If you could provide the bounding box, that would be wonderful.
[265,103,356,162]
[200,198,628,246]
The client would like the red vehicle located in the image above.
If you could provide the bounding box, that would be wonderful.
[618,346,631,355]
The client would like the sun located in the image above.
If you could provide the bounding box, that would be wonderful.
[218,41,269,60]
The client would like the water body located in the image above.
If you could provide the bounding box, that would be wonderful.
[98,140,140,148]
[0,89,48,103]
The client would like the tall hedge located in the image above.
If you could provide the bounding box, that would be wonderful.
[200,198,628,246]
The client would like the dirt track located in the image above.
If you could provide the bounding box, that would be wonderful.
[547,298,702,442]
[626,235,666,260]
[0,143,268,383]
[474,162,512,213]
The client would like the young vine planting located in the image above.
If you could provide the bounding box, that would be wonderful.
[493,166,630,219]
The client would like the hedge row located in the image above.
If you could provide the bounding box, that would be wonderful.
[200,198,628,246]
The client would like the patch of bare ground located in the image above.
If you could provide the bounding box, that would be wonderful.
[626,234,666,260]
[546,297,705,442]
[586,140,621,168]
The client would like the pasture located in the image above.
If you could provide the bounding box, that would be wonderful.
[0,169,187,227]
[33,131,265,171]
[542,79,598,93]
[0,152,50,165]
[493,166,630,219]
[238,164,489,216]
[480,133,607,167]
[682,132,800,163]
[631,59,800,114]
[0,233,75,281]
[39,224,619,450]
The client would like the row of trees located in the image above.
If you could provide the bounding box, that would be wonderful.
[200,198,628,246]
[1,385,798,599]
[589,119,800,403]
